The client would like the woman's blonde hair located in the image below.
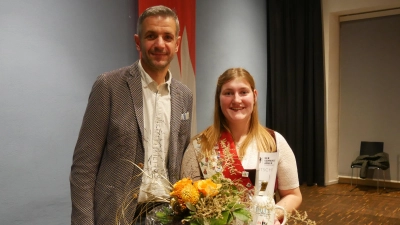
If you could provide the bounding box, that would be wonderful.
[199,68,276,157]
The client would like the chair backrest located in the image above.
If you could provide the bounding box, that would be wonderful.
[360,141,384,156]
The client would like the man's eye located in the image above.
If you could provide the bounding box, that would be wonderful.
[146,34,156,39]
[164,36,173,41]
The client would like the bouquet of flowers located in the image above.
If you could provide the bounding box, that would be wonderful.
[153,173,252,225]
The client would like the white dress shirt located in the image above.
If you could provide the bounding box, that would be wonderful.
[137,61,172,203]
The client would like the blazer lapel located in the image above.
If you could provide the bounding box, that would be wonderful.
[127,62,145,138]
[170,79,183,138]
[168,79,183,177]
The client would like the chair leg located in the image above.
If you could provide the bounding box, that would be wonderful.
[350,167,357,192]
[383,169,387,193]
[351,168,353,186]
[377,168,380,194]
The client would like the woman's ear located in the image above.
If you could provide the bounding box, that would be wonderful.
[253,89,258,102]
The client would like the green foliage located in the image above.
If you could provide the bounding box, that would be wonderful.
[232,208,252,222]
[155,207,174,224]
[209,211,230,225]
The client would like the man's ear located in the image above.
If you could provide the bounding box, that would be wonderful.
[134,34,140,51]
[175,36,181,53]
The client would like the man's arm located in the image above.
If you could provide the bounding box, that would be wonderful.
[70,75,110,225]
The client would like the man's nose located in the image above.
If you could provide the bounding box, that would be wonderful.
[154,36,165,47]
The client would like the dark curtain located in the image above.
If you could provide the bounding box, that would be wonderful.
[266,0,325,186]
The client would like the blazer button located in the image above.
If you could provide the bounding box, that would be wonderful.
[138,163,144,169]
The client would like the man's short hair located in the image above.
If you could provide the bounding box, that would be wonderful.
[137,5,180,37]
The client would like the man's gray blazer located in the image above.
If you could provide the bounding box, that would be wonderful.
[70,61,193,225]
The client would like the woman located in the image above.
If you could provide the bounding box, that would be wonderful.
[181,68,302,224]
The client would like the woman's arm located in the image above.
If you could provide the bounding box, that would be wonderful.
[276,187,302,214]
[274,131,303,221]
[180,141,202,181]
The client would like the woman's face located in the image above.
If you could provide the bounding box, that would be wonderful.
[219,78,257,126]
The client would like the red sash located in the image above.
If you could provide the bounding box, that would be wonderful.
[218,131,254,190]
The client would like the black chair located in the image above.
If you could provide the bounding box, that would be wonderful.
[350,141,390,193]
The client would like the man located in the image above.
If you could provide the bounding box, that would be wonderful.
[70,5,193,225]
